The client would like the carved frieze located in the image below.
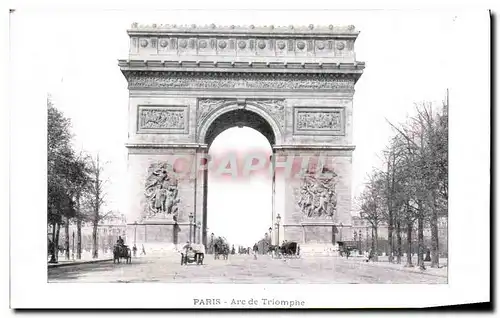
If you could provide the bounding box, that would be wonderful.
[127,72,356,91]
[138,106,189,134]
[297,169,338,219]
[143,162,180,221]
[127,24,359,59]
[293,107,345,136]
[297,111,341,130]
[130,35,351,56]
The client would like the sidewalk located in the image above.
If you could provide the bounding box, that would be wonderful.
[47,252,114,268]
[342,255,448,277]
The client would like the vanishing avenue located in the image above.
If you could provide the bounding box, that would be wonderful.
[48,254,446,284]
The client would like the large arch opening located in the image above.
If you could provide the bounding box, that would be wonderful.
[202,108,276,252]
[203,108,276,147]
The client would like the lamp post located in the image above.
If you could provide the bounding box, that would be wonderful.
[353,230,357,251]
[275,213,281,245]
[365,226,368,253]
[196,222,201,244]
[268,227,272,246]
[188,213,194,245]
[210,232,214,254]
[72,232,75,260]
[358,230,362,255]
[133,221,137,246]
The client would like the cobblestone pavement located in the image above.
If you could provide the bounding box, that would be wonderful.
[48,254,447,283]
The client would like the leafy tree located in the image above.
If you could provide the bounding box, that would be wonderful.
[47,96,83,262]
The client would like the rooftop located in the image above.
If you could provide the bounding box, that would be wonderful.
[128,23,359,36]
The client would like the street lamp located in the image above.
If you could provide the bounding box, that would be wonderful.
[196,221,201,244]
[210,232,214,254]
[339,222,343,242]
[358,230,362,255]
[134,221,137,246]
[365,226,368,252]
[275,213,281,245]
[188,212,194,244]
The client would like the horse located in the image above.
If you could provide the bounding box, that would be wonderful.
[113,244,132,264]
[214,241,229,260]
[268,245,281,258]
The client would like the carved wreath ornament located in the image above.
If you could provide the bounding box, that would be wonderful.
[144,162,180,220]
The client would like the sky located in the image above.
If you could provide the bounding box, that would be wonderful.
[11,9,463,246]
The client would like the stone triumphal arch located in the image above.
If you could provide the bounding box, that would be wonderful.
[119,23,364,253]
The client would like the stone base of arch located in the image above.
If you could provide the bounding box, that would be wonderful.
[274,147,354,248]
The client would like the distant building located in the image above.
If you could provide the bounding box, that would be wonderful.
[347,215,448,255]
[52,211,128,252]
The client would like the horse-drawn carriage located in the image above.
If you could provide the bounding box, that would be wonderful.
[181,243,205,265]
[338,241,358,257]
[269,241,300,258]
[113,244,132,264]
[213,237,229,260]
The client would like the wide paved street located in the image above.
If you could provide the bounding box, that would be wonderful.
[48,254,446,284]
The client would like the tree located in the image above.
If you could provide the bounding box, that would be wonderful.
[378,137,408,264]
[47,96,82,263]
[70,152,93,260]
[359,172,385,262]
[388,100,448,268]
[82,154,112,259]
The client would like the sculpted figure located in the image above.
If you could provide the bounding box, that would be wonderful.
[297,171,338,218]
[144,162,180,218]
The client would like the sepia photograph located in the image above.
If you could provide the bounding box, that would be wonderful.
[8,3,491,309]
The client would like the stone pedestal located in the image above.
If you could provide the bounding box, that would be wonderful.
[126,217,197,255]
[299,243,339,257]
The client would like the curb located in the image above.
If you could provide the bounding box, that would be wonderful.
[47,258,113,268]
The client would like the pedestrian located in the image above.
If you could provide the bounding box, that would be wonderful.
[366,248,373,262]
[132,244,137,257]
[141,244,146,255]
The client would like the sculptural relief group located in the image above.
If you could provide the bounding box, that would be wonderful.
[142,158,339,220]
[144,162,180,220]
[297,171,338,218]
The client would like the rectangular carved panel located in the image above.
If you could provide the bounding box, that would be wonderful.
[303,225,334,244]
[293,107,345,136]
[137,105,189,134]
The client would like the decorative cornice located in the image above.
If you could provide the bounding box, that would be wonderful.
[129,23,358,36]
[119,59,365,73]
[273,145,356,151]
[126,143,207,149]
[123,71,358,91]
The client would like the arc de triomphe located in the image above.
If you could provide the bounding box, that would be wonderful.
[119,23,364,254]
